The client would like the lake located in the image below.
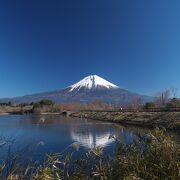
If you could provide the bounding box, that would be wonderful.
[0,114,179,162]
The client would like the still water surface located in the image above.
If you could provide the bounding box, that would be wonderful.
[0,114,179,161]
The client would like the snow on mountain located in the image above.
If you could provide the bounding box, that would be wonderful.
[0,75,153,104]
[68,75,119,92]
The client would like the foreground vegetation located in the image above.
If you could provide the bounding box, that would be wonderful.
[0,128,179,179]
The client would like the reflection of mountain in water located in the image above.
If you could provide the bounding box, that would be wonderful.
[71,130,115,149]
[70,121,135,149]
[18,115,137,149]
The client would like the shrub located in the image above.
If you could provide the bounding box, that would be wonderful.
[33,103,42,109]
[39,99,54,106]
[0,102,12,106]
[167,98,180,108]
[145,102,156,109]
[33,99,54,109]
[112,128,180,179]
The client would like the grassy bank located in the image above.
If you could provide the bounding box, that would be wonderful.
[0,128,179,179]
[0,105,32,115]
[71,111,180,130]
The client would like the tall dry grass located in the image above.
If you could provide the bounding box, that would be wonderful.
[0,128,179,179]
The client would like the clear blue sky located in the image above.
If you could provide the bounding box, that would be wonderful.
[0,0,180,98]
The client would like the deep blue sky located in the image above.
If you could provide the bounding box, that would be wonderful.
[0,0,180,98]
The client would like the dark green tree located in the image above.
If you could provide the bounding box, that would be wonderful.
[145,102,156,109]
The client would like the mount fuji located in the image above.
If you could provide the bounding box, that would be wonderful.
[68,75,119,92]
[0,75,152,104]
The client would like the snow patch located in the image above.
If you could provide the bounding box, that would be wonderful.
[68,75,119,92]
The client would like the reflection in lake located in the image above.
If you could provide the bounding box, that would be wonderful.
[71,131,115,149]
[0,114,179,161]
[70,121,135,149]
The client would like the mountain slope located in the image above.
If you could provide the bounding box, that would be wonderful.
[0,75,152,104]
[68,75,119,92]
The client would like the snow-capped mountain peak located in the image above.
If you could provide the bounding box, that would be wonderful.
[68,75,119,92]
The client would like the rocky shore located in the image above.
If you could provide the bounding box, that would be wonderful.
[71,111,180,130]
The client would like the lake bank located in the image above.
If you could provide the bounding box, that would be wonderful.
[0,105,33,114]
[1,104,180,130]
[71,111,180,130]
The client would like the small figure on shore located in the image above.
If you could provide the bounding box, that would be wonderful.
[120,107,124,112]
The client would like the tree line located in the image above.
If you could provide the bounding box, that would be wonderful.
[0,88,179,112]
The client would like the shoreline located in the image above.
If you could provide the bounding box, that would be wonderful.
[1,110,180,130]
[0,113,11,115]
[39,112,62,115]
[71,111,180,130]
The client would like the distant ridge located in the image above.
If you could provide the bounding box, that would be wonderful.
[0,75,152,104]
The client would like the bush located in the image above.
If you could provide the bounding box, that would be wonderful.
[0,102,12,106]
[167,98,180,108]
[112,128,180,179]
[39,99,54,106]
[33,99,54,109]
[33,103,42,109]
[145,102,156,109]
